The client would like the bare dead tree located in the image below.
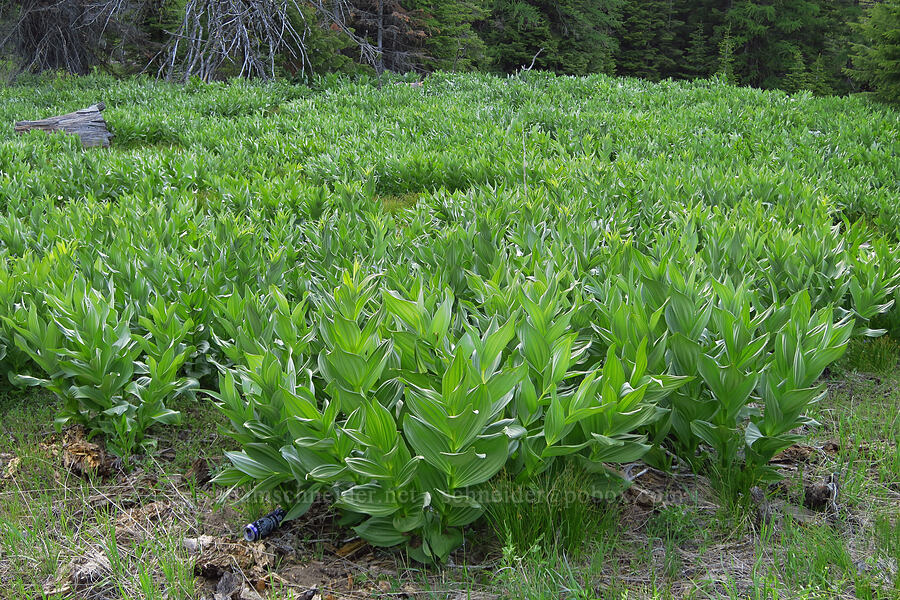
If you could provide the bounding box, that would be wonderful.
[0,0,150,76]
[156,0,318,81]
[154,0,416,82]
[1,0,426,81]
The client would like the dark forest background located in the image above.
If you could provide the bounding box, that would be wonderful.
[1,1,898,102]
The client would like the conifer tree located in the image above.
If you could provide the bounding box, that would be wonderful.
[808,54,835,96]
[405,1,488,71]
[615,0,684,80]
[783,49,812,93]
[0,0,883,95]
[725,0,826,88]
[849,0,900,103]
[480,0,623,75]
[817,0,862,94]
[717,27,736,83]
[682,23,713,78]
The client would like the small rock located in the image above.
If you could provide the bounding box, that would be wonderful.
[240,585,265,600]
[214,571,240,600]
[184,534,215,555]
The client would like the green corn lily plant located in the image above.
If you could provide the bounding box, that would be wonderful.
[9,281,154,456]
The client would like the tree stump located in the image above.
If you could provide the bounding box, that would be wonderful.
[14,103,113,148]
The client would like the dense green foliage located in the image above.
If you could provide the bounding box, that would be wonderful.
[2,1,897,98]
[407,0,488,71]
[850,0,900,104]
[481,0,623,75]
[0,73,898,560]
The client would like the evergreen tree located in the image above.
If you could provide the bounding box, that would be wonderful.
[553,0,624,75]
[405,1,488,71]
[717,26,736,83]
[478,1,551,72]
[480,0,623,75]
[344,0,429,73]
[726,0,826,88]
[682,23,714,78]
[670,0,731,79]
[849,0,900,103]
[615,0,684,80]
[783,48,812,93]
[808,54,835,96]
[817,0,863,94]
[0,0,882,94]
[296,6,363,76]
[0,0,151,75]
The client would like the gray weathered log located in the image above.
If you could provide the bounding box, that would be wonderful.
[14,103,113,148]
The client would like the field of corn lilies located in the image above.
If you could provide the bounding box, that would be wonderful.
[0,72,898,598]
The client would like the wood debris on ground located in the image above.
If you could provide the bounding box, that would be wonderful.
[0,453,20,479]
[60,425,118,477]
[14,103,114,148]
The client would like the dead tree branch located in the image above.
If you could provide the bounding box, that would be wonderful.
[0,0,150,76]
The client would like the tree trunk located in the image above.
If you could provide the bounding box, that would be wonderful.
[377,0,384,75]
[15,103,113,148]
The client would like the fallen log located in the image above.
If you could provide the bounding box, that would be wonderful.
[14,102,113,148]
